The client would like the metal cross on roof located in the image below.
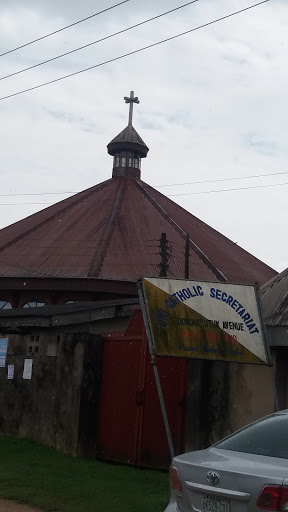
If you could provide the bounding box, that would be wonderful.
[124,91,140,126]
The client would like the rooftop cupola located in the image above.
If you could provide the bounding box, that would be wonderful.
[107,91,149,179]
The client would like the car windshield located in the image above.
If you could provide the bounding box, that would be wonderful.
[215,414,288,458]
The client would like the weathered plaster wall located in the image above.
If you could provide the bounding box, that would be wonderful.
[0,333,103,456]
[185,359,274,451]
[226,362,274,436]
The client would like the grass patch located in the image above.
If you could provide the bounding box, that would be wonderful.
[0,437,169,512]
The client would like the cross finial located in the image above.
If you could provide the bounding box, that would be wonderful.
[124,91,139,126]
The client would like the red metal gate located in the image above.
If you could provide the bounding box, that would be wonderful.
[97,311,187,468]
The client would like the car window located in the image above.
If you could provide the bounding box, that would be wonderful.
[215,414,288,458]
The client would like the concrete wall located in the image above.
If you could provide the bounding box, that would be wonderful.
[0,332,103,456]
[266,326,288,346]
[270,346,288,410]
[0,327,276,463]
[185,359,274,451]
[263,328,288,410]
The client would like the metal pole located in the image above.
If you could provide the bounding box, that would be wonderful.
[185,232,190,280]
[159,232,168,278]
[255,283,279,412]
[138,281,175,460]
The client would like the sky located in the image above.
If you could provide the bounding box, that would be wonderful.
[0,0,287,273]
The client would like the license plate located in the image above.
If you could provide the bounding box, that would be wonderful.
[202,495,230,512]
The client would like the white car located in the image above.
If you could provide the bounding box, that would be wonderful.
[165,411,288,512]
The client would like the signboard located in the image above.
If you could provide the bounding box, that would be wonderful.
[142,278,268,364]
[0,338,8,367]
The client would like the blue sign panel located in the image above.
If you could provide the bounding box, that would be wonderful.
[0,338,8,368]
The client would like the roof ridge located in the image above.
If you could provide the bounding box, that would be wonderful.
[0,179,112,256]
[143,182,277,274]
[87,181,125,277]
[136,180,228,283]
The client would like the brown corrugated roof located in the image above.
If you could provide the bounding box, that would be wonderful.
[0,176,276,285]
[261,268,288,325]
[140,182,276,285]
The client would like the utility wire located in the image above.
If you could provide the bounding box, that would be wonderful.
[155,170,288,188]
[0,169,285,197]
[0,0,132,57]
[0,179,286,205]
[0,0,271,102]
[0,0,200,81]
[0,191,76,197]
[168,181,288,196]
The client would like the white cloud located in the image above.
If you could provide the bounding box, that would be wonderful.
[0,0,287,272]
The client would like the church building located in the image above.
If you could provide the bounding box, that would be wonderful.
[0,92,276,309]
[0,93,278,468]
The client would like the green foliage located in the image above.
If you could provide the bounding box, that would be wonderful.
[0,437,169,512]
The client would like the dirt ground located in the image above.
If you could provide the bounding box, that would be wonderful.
[0,500,43,512]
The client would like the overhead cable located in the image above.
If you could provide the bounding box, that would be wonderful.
[156,170,288,188]
[0,179,286,206]
[0,0,132,57]
[0,0,200,81]
[168,181,288,196]
[0,0,271,102]
[0,169,285,197]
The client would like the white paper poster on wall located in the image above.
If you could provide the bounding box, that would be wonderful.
[7,365,14,380]
[23,359,33,380]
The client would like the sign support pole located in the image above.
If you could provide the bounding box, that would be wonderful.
[138,282,175,461]
[255,284,279,412]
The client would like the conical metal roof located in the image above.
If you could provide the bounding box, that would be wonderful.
[0,177,276,285]
[107,125,149,158]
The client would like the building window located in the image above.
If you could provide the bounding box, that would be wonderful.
[0,300,12,309]
[27,344,39,356]
[23,299,46,308]
[27,336,40,357]
[114,152,141,169]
